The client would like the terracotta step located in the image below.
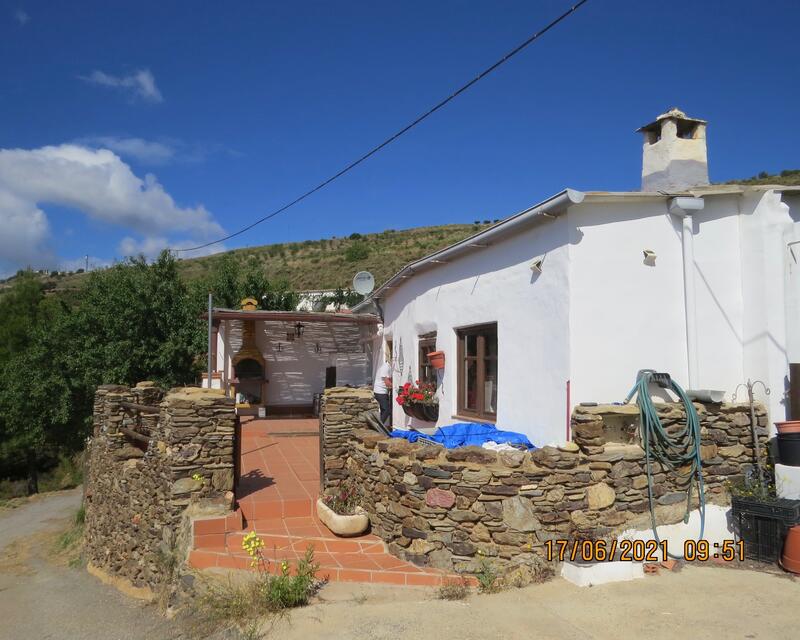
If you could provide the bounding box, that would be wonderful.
[237,497,315,520]
[187,548,469,586]
[192,509,245,550]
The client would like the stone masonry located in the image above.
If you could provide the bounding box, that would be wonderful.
[322,391,768,576]
[320,386,378,487]
[84,383,236,590]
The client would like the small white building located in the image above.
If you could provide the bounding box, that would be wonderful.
[204,304,378,416]
[356,109,800,446]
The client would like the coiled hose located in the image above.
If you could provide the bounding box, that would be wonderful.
[625,371,705,559]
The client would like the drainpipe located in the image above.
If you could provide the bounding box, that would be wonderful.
[669,197,705,390]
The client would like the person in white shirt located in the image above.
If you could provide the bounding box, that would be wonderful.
[373,359,393,426]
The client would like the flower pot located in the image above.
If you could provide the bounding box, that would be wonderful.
[402,402,439,422]
[316,498,369,537]
[781,525,800,574]
[777,432,800,467]
[420,402,439,422]
[427,351,445,370]
[776,420,800,434]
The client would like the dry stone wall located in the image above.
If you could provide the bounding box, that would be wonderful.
[84,383,236,590]
[322,392,768,576]
[320,387,378,487]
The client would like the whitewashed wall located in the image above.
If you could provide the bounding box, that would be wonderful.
[568,195,748,410]
[379,188,800,445]
[381,216,571,446]
[740,190,796,422]
[567,199,690,407]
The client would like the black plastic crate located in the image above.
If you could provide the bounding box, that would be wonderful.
[732,510,789,563]
[731,496,800,524]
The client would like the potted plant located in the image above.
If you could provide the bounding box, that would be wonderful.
[727,468,800,563]
[317,479,369,537]
[427,350,445,370]
[396,380,439,422]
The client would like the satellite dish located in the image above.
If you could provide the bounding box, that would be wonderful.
[353,271,375,295]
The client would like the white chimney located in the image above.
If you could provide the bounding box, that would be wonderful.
[637,108,709,192]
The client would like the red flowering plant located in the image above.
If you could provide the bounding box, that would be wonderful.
[395,380,437,406]
[322,478,360,516]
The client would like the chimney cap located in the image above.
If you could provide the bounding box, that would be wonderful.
[636,107,707,133]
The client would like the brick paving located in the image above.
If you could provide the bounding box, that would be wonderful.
[189,417,462,585]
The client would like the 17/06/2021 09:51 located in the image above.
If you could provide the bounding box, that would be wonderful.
[545,538,745,562]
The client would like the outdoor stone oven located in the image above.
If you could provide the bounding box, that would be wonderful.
[231,319,267,404]
[321,388,768,577]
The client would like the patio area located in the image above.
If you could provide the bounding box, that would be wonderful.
[189,417,458,585]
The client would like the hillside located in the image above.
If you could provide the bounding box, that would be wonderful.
[4,222,495,298]
[725,169,800,186]
[177,222,495,290]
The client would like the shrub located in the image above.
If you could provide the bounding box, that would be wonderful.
[322,478,360,515]
[437,577,470,600]
[475,556,499,594]
[190,539,321,638]
[344,241,369,262]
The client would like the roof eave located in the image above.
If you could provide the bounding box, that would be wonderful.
[356,188,585,307]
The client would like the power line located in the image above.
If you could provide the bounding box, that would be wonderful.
[175,0,591,253]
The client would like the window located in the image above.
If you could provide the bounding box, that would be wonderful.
[418,332,437,385]
[456,323,497,421]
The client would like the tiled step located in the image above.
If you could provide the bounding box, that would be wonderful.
[237,497,315,520]
[192,509,244,550]
[187,547,468,586]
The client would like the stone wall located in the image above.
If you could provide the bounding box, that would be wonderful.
[323,392,767,576]
[84,383,236,591]
[320,387,378,487]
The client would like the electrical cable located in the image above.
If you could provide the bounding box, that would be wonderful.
[174,0,591,253]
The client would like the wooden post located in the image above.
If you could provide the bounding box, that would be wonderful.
[207,293,213,388]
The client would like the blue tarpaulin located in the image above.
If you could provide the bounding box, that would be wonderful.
[389,422,535,449]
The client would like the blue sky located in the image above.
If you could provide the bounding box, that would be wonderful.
[1,0,799,275]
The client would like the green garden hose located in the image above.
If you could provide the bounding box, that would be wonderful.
[625,370,705,559]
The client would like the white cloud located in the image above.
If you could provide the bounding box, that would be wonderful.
[14,9,29,25]
[57,256,110,273]
[0,144,224,276]
[79,69,163,103]
[118,236,226,259]
[76,136,176,165]
[0,189,53,273]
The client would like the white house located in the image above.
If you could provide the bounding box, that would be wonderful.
[355,109,800,446]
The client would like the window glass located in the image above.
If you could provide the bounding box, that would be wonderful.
[466,333,478,357]
[484,357,497,414]
[418,334,437,386]
[485,330,497,358]
[464,359,477,410]
[457,323,497,420]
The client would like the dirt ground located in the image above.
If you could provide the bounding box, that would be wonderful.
[0,488,180,640]
[2,489,799,640]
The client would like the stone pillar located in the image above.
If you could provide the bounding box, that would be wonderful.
[320,387,379,488]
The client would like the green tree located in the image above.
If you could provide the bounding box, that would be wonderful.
[0,270,43,361]
[198,253,299,311]
[69,252,204,388]
[0,298,82,493]
[345,241,369,262]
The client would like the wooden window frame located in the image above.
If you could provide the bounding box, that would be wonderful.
[418,332,438,386]
[456,323,497,422]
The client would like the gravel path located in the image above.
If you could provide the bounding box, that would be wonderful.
[0,488,182,640]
